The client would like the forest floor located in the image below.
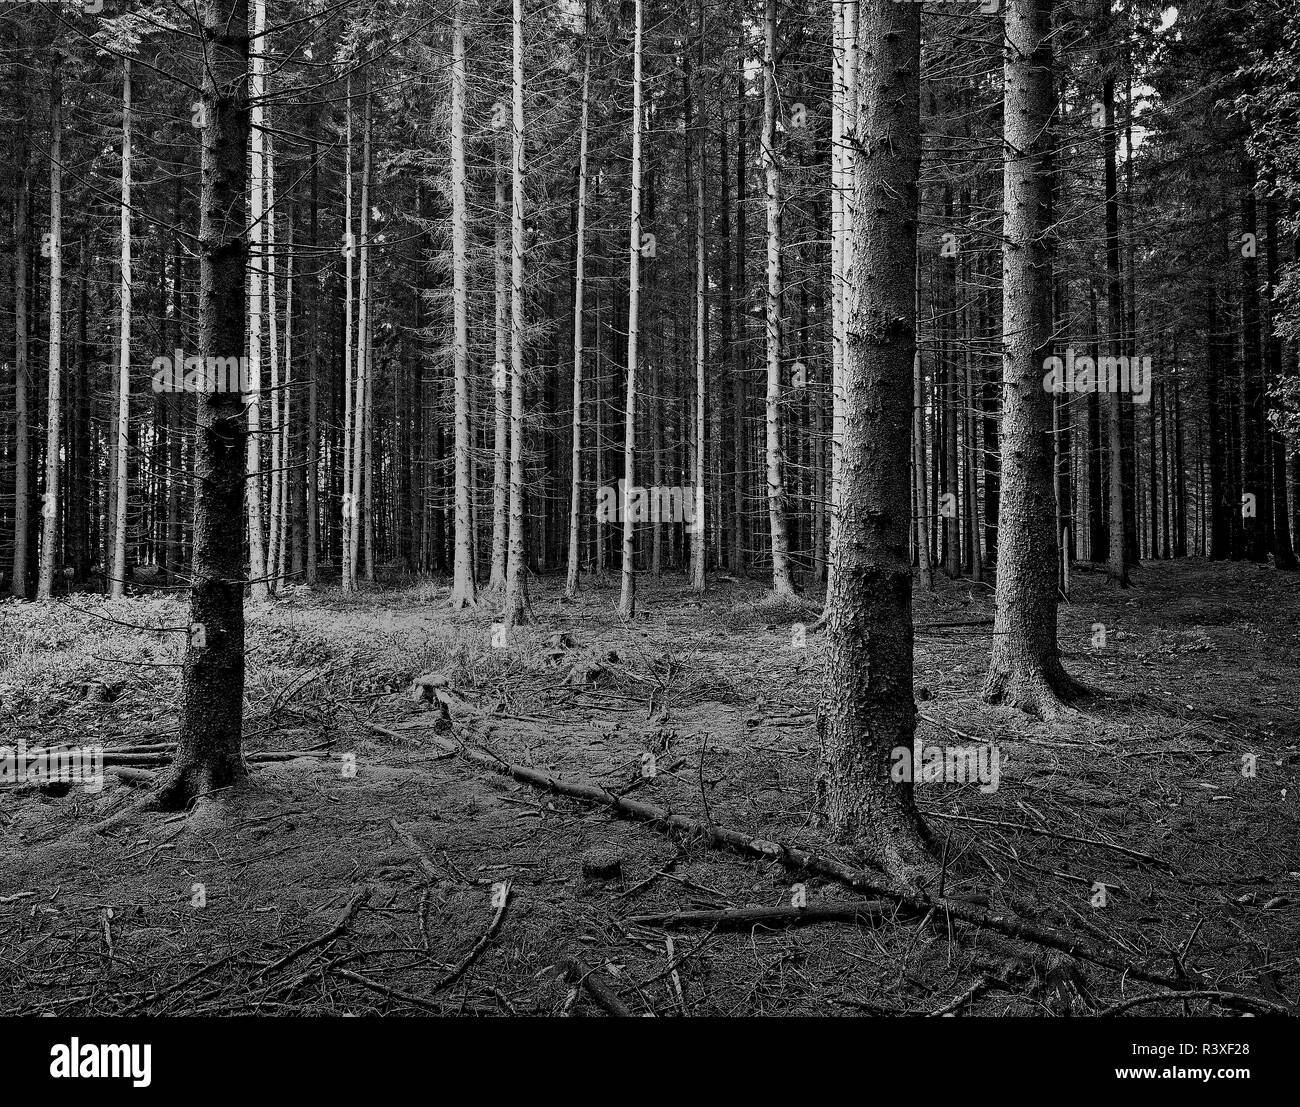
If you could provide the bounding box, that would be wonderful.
[1,559,1298,1017]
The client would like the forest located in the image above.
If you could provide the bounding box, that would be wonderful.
[1,0,1299,1041]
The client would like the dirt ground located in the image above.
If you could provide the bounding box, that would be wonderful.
[1,559,1297,1016]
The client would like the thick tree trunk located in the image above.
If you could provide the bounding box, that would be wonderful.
[159,0,251,809]
[982,0,1080,718]
[818,0,933,888]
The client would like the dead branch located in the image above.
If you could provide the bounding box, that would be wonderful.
[628,902,891,930]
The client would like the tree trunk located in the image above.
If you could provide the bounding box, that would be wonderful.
[565,39,591,600]
[110,59,133,600]
[618,0,645,619]
[489,141,509,592]
[246,0,270,602]
[762,0,795,597]
[348,76,372,589]
[982,0,1080,718]
[818,0,933,888]
[159,0,251,809]
[503,0,533,628]
[690,2,707,594]
[449,3,478,607]
[36,61,63,602]
[1102,73,1128,586]
[11,111,32,598]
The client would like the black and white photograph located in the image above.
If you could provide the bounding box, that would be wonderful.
[0,0,1296,1088]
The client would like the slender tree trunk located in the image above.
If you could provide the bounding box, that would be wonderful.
[448,4,478,607]
[488,141,509,592]
[690,2,707,594]
[1240,171,1271,562]
[306,121,320,585]
[565,39,591,600]
[348,76,371,588]
[160,0,251,808]
[246,0,270,601]
[11,113,32,598]
[265,123,282,593]
[110,59,133,600]
[503,0,532,628]
[982,0,1080,717]
[1102,74,1128,587]
[618,0,645,618]
[36,62,63,602]
[341,77,356,588]
[761,0,795,596]
[1265,194,1297,568]
[818,0,933,886]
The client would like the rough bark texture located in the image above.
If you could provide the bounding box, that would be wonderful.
[11,112,31,599]
[502,0,532,629]
[617,0,644,619]
[982,0,1081,719]
[36,62,62,602]
[158,0,251,810]
[761,0,794,597]
[817,0,933,889]
[448,5,477,608]
[565,44,591,601]
[110,59,132,602]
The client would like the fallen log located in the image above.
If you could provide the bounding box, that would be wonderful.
[412,730,1215,991]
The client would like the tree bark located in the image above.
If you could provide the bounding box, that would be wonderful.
[818,0,933,887]
[109,58,132,600]
[159,0,252,809]
[36,61,63,602]
[982,0,1080,718]
[761,0,795,597]
[565,38,591,601]
[503,0,533,628]
[618,0,645,619]
[449,3,478,608]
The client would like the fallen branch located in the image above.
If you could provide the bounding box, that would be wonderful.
[1095,989,1291,1017]
[413,731,1222,992]
[428,881,511,994]
[921,810,1176,873]
[629,902,891,930]
[333,968,446,1013]
[389,819,442,882]
[254,886,370,980]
